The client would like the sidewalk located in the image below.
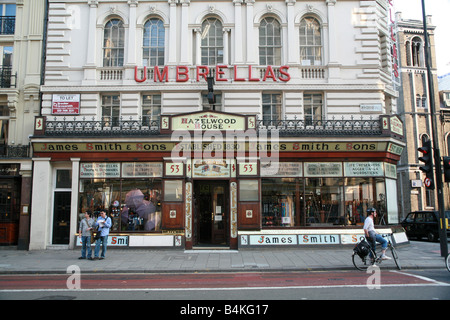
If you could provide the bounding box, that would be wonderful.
[0,241,447,274]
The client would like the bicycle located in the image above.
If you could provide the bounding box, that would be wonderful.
[352,238,401,271]
[446,253,450,272]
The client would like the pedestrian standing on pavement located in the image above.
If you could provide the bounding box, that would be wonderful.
[78,211,94,260]
[363,207,390,260]
[94,210,112,260]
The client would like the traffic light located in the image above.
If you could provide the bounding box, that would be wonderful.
[443,156,450,182]
[418,140,434,189]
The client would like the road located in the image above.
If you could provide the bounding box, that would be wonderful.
[0,269,449,303]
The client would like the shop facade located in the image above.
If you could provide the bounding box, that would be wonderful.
[29,0,404,250]
[30,111,405,250]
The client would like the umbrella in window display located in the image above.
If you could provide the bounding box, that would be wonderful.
[125,189,145,208]
[122,189,159,231]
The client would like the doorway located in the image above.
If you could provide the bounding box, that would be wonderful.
[52,191,71,244]
[193,180,229,247]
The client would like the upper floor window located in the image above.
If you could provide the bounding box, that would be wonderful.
[103,19,124,67]
[304,93,323,125]
[0,105,9,148]
[102,94,120,127]
[262,93,282,126]
[411,37,422,67]
[143,18,165,66]
[142,94,161,126]
[202,92,222,111]
[0,4,15,35]
[0,46,12,88]
[201,18,223,65]
[259,17,281,65]
[299,17,322,66]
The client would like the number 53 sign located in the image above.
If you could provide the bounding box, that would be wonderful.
[239,163,258,176]
[165,163,184,177]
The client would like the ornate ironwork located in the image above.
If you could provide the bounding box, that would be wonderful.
[257,115,383,137]
[44,116,161,136]
[42,115,384,137]
[0,145,30,158]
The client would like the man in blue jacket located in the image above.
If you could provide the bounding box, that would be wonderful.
[94,210,111,260]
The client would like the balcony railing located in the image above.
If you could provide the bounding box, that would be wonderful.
[0,16,15,35]
[0,145,30,158]
[44,116,161,136]
[0,66,16,88]
[257,116,382,137]
[41,115,385,137]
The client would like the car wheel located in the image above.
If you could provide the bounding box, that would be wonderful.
[426,231,436,242]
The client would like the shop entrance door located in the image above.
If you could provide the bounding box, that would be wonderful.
[52,191,71,244]
[194,181,229,247]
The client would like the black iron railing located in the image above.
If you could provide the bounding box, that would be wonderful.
[257,116,382,136]
[0,16,15,35]
[0,66,16,88]
[42,115,384,137]
[0,145,30,158]
[44,116,161,136]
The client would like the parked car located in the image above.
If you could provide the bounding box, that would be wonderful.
[401,211,450,242]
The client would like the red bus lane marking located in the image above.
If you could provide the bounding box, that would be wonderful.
[0,271,446,291]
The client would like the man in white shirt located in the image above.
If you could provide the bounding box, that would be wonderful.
[363,208,390,260]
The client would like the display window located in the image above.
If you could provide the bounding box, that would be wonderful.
[78,162,163,233]
[344,177,386,225]
[305,178,344,225]
[262,178,303,227]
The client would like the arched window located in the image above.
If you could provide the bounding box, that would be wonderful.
[299,17,322,66]
[143,18,165,66]
[201,18,223,65]
[259,17,281,65]
[411,37,422,67]
[103,19,125,67]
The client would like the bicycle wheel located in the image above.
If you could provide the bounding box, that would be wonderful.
[389,245,401,270]
[446,253,450,272]
[352,251,375,271]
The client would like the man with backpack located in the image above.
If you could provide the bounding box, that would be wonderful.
[364,207,391,260]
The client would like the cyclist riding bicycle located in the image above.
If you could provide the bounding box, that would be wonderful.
[363,207,391,260]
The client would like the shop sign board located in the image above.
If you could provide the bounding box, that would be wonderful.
[385,163,397,179]
[32,141,389,153]
[122,162,163,178]
[249,235,297,245]
[76,235,128,246]
[261,162,302,177]
[298,234,340,245]
[387,143,403,156]
[52,94,80,115]
[304,162,342,177]
[80,162,120,178]
[192,159,230,178]
[344,162,384,177]
[171,112,246,131]
[238,162,258,176]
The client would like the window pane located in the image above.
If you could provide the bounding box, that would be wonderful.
[299,17,322,65]
[239,180,259,201]
[164,180,183,201]
[259,17,281,65]
[56,170,72,189]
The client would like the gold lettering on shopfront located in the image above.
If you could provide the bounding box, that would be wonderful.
[33,142,388,153]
